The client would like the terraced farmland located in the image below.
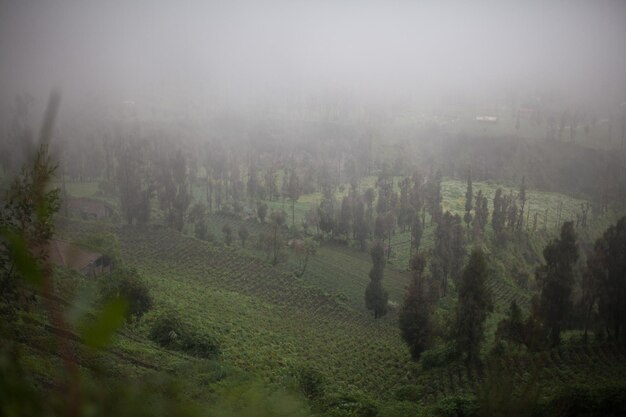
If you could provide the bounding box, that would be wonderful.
[284,243,410,311]
[58,220,413,399]
[410,341,626,405]
[54,218,626,411]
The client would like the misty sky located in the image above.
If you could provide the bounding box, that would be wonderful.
[1,1,625,112]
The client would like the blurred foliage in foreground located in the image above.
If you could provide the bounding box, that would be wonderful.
[0,92,311,417]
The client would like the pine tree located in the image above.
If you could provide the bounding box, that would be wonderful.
[399,253,432,360]
[410,215,424,265]
[286,168,301,227]
[479,193,489,231]
[495,301,525,346]
[365,242,388,319]
[431,211,465,296]
[507,192,518,231]
[464,171,473,229]
[426,168,442,225]
[516,177,527,233]
[492,188,504,235]
[588,217,626,340]
[473,190,487,239]
[537,221,578,346]
[454,248,493,364]
[398,177,411,231]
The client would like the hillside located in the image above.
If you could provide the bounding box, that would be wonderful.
[10,174,621,416]
[42,217,626,413]
[56,220,413,400]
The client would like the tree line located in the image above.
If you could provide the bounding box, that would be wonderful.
[396,218,626,366]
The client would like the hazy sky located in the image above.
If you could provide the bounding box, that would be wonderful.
[1,1,625,112]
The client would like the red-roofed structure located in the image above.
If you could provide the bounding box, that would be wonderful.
[44,240,111,278]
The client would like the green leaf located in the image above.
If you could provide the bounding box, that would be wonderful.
[81,297,128,349]
[1,230,42,286]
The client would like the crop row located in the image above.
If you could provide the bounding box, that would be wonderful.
[413,342,626,402]
[115,225,413,397]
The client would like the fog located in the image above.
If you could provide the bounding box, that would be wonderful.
[1,1,626,118]
[3,4,626,414]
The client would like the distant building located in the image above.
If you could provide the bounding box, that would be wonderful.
[66,198,114,220]
[43,239,111,278]
[475,115,498,123]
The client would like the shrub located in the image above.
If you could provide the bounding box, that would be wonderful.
[432,395,478,417]
[149,312,184,348]
[394,384,423,402]
[149,312,220,358]
[294,364,325,401]
[421,345,457,371]
[194,220,208,240]
[180,332,220,359]
[99,268,152,321]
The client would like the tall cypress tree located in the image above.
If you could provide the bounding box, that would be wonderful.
[426,168,442,225]
[473,189,486,239]
[492,188,504,235]
[516,177,527,234]
[454,248,493,364]
[586,217,626,340]
[410,215,424,265]
[464,171,473,230]
[537,221,578,346]
[479,192,489,232]
[365,241,388,319]
[431,211,465,297]
[286,168,301,227]
[399,253,432,360]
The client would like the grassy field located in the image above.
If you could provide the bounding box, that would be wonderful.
[56,220,413,401]
[44,218,626,412]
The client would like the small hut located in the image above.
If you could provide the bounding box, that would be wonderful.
[44,239,111,278]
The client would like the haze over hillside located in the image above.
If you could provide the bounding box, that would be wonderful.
[1,2,626,417]
[1,1,626,119]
